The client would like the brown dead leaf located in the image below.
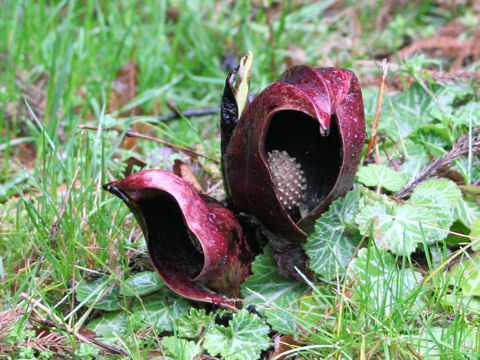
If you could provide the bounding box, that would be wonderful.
[173,159,206,194]
[397,27,480,70]
[436,19,466,38]
[109,61,139,116]
[109,61,155,149]
[77,327,98,339]
[270,334,299,360]
[125,156,147,177]
[1,72,60,168]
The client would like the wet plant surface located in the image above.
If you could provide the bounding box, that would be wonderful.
[1,1,480,359]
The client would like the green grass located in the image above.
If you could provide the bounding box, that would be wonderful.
[1,0,480,359]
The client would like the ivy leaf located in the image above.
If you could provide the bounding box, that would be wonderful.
[471,218,480,240]
[374,204,438,255]
[411,125,451,157]
[410,179,461,241]
[356,191,449,255]
[120,271,164,297]
[355,201,395,236]
[297,285,335,330]
[357,164,407,192]
[379,82,434,141]
[204,309,270,360]
[398,155,429,180]
[304,189,361,280]
[454,196,480,228]
[76,278,121,311]
[177,308,215,339]
[410,179,461,208]
[442,293,480,313]
[414,326,479,358]
[447,252,480,296]
[86,311,128,340]
[131,291,190,332]
[348,248,422,314]
[455,101,480,127]
[160,336,199,360]
[241,246,306,334]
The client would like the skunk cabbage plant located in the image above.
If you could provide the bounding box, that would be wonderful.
[104,60,365,305]
[104,170,252,308]
[222,65,365,278]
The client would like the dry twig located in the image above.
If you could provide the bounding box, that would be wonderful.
[20,293,126,356]
[365,59,388,162]
[152,107,220,122]
[396,128,480,199]
[79,124,219,163]
[0,307,23,340]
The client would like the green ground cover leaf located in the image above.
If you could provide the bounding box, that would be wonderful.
[447,252,480,296]
[177,308,215,339]
[370,204,437,254]
[160,336,200,360]
[76,278,121,311]
[304,188,361,280]
[355,201,395,236]
[410,179,462,241]
[203,309,270,360]
[131,291,190,332]
[455,196,480,228]
[297,285,335,329]
[355,180,461,254]
[380,82,435,141]
[415,326,479,359]
[357,164,407,192]
[86,311,129,340]
[120,271,164,297]
[398,155,430,179]
[349,248,422,314]
[412,125,451,157]
[241,246,306,334]
[455,101,480,127]
[410,179,462,208]
[471,219,480,240]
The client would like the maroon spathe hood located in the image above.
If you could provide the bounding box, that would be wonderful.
[104,170,252,308]
[223,65,365,242]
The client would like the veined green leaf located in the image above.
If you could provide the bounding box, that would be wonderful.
[204,309,270,360]
[447,252,480,296]
[349,248,422,314]
[455,196,480,228]
[410,179,461,208]
[304,188,361,280]
[380,82,435,141]
[357,164,407,192]
[161,336,200,360]
[131,291,190,332]
[241,246,306,334]
[76,278,121,311]
[177,308,215,339]
[120,271,164,297]
[410,179,461,241]
[86,311,128,340]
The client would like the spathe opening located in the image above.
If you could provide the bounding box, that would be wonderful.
[134,190,204,281]
[264,110,342,221]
